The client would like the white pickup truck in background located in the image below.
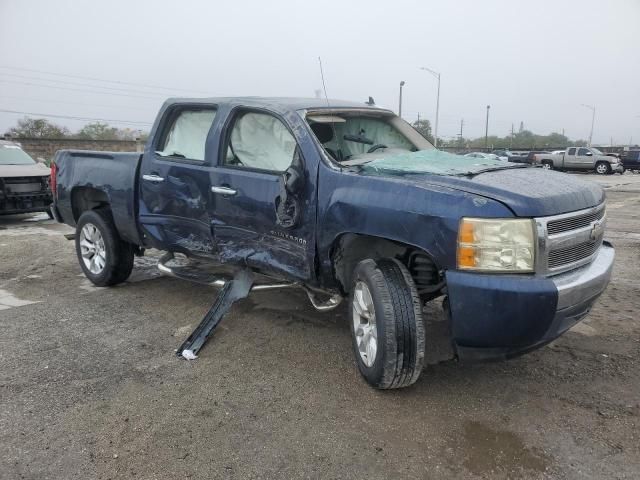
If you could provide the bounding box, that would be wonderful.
[534,147,624,174]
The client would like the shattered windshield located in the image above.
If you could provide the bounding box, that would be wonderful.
[306,110,432,163]
[357,149,527,177]
[0,144,36,165]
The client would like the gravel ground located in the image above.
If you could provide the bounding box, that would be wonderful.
[1,173,639,479]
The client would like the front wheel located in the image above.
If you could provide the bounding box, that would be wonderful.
[541,161,553,170]
[75,209,134,286]
[349,258,425,389]
[595,162,611,175]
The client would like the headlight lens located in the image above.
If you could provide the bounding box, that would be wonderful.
[457,218,536,272]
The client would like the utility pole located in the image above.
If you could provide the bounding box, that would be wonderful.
[419,66,441,148]
[510,123,514,148]
[458,118,464,148]
[398,81,405,118]
[484,105,491,150]
[581,104,596,147]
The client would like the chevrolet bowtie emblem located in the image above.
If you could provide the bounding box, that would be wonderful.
[590,220,604,241]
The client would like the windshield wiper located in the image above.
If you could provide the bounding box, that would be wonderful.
[460,164,529,176]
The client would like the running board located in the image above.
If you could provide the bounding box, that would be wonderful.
[176,269,254,359]
[157,253,342,311]
[159,252,343,359]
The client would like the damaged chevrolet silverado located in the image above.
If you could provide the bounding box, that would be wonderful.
[51,97,614,389]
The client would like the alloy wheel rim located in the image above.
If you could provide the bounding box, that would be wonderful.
[597,164,607,174]
[352,281,378,367]
[79,223,106,274]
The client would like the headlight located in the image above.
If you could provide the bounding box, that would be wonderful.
[457,218,536,272]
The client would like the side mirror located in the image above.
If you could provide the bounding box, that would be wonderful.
[275,150,305,229]
[282,150,305,194]
[585,151,593,156]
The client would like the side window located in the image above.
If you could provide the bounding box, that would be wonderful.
[577,148,590,156]
[224,112,297,172]
[157,108,217,162]
[567,147,576,155]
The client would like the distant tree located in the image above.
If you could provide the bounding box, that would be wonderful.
[6,117,70,138]
[411,119,434,144]
[76,122,120,140]
[76,123,148,141]
[440,129,586,151]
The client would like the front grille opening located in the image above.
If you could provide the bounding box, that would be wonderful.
[547,206,605,235]
[548,240,600,269]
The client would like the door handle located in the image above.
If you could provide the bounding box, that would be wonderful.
[142,174,165,183]
[211,186,237,196]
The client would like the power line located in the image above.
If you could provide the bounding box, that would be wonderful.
[0,65,212,95]
[0,78,166,100]
[0,109,152,126]
[0,94,153,112]
[0,72,180,97]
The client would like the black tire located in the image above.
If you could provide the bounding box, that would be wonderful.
[75,208,134,286]
[595,162,611,175]
[541,161,553,170]
[349,258,425,389]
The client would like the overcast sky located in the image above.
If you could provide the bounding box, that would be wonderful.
[1,0,639,145]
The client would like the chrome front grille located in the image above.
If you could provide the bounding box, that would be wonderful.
[535,203,606,275]
[547,207,605,235]
[548,239,601,269]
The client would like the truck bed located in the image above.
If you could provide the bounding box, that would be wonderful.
[53,150,143,246]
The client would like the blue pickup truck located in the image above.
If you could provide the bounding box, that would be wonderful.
[51,97,614,389]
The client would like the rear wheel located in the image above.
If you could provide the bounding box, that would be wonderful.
[75,209,134,286]
[595,162,611,175]
[349,258,425,389]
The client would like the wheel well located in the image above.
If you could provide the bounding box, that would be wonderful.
[331,233,443,298]
[71,187,110,222]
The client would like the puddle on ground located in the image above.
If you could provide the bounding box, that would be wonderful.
[453,420,551,477]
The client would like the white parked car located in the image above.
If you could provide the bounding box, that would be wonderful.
[464,152,503,161]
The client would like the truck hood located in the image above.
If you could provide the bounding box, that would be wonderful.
[418,168,604,217]
[357,149,604,217]
[0,162,50,178]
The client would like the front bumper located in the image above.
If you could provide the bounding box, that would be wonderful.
[446,242,614,362]
[0,193,52,215]
[612,163,624,173]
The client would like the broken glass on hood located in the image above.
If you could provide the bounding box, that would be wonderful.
[355,149,528,177]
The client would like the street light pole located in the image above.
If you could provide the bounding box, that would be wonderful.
[419,66,440,148]
[485,105,491,150]
[581,104,596,146]
[398,81,405,118]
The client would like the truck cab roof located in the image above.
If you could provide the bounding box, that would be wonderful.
[161,97,393,115]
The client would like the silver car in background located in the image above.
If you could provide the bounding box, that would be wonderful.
[0,140,53,216]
